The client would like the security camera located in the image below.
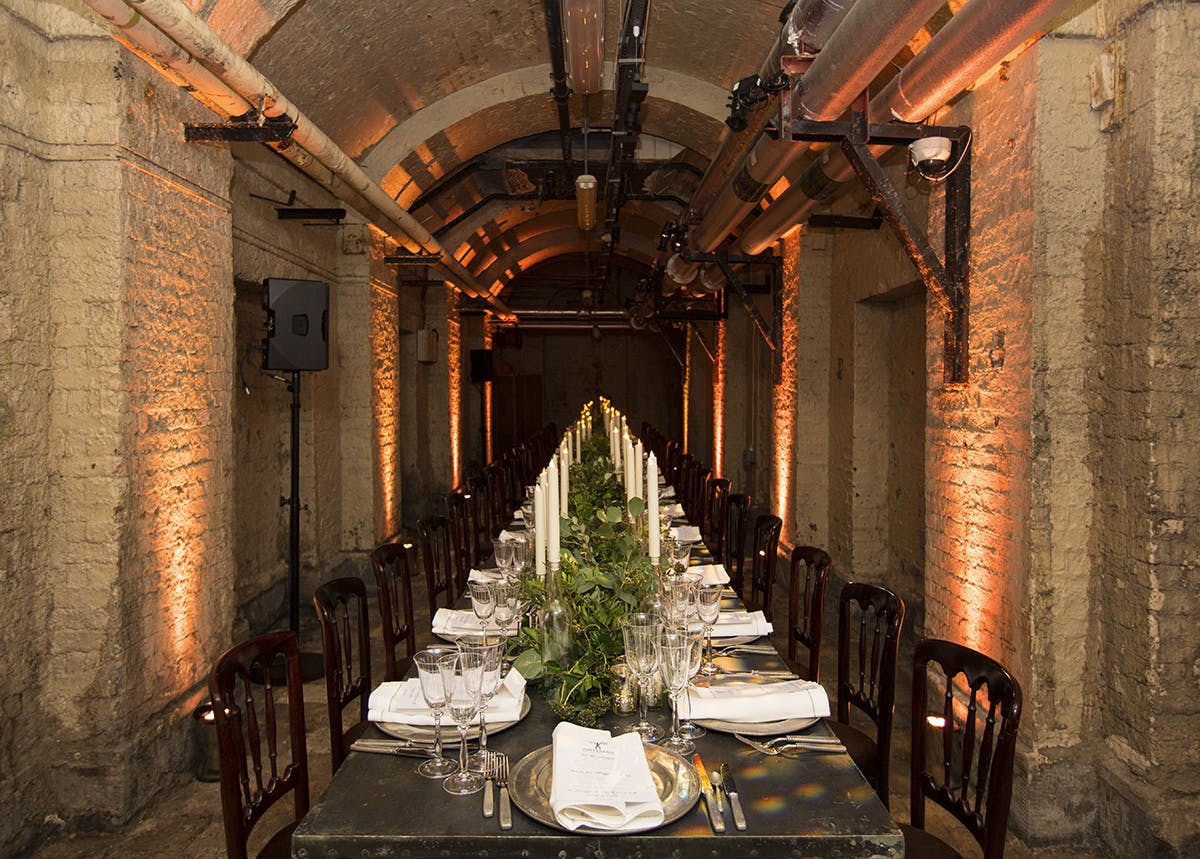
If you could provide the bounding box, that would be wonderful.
[908,136,952,176]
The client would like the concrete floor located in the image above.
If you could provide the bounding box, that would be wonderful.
[23,567,1101,859]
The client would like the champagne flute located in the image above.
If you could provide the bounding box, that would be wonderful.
[696,582,723,675]
[442,651,486,796]
[655,626,695,755]
[457,635,504,772]
[621,612,662,742]
[468,580,496,633]
[677,625,707,741]
[414,648,459,778]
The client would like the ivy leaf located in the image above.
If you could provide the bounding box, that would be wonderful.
[628,496,645,517]
[512,649,544,680]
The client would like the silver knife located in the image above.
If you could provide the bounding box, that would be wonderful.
[694,754,725,833]
[350,739,436,758]
[719,764,748,831]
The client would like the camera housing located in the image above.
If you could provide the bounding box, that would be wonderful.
[908,136,953,177]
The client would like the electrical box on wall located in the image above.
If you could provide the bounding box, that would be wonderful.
[416,327,439,363]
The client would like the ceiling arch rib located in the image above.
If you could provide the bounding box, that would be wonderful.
[474,230,658,300]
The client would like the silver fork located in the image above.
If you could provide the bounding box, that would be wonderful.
[734,733,846,755]
[482,751,496,818]
[495,752,512,830]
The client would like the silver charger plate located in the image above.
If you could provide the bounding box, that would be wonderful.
[376,693,531,746]
[508,743,701,834]
[694,715,820,735]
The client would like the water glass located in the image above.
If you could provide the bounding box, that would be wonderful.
[696,582,723,675]
[468,580,496,631]
[620,612,662,742]
[656,626,695,755]
[414,648,459,778]
[491,539,514,576]
[677,627,707,741]
[442,651,486,795]
[456,635,504,772]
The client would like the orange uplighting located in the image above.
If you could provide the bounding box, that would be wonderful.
[483,327,494,464]
[370,276,401,536]
[447,289,462,487]
[682,330,691,453]
[772,231,801,545]
[712,322,726,478]
[927,714,947,729]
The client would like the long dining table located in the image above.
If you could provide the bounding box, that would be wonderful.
[291,528,903,858]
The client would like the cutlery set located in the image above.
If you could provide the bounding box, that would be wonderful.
[693,753,747,832]
[734,733,846,755]
[475,750,513,829]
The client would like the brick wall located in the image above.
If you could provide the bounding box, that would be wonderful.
[369,245,403,540]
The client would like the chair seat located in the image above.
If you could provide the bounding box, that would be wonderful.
[255,820,299,859]
[828,719,878,783]
[900,822,967,859]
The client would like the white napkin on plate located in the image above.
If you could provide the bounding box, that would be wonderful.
[467,568,503,583]
[710,610,772,638]
[686,678,830,723]
[670,525,701,543]
[548,723,664,831]
[432,608,516,637]
[689,563,730,585]
[663,502,685,517]
[499,529,523,541]
[368,668,526,725]
[659,485,675,498]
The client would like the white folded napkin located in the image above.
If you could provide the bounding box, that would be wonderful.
[659,485,675,498]
[689,563,730,585]
[549,723,664,831]
[663,502,685,517]
[670,525,701,543]
[467,568,503,583]
[499,529,523,541]
[686,678,830,723]
[513,509,525,520]
[711,610,773,638]
[368,668,526,725]
[431,608,516,637]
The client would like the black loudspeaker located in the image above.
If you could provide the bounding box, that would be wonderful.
[469,348,494,383]
[263,278,329,371]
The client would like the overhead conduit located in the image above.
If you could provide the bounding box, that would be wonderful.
[669,0,948,285]
[85,0,515,318]
[683,0,857,226]
[737,0,1079,255]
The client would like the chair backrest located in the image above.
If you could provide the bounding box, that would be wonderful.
[313,576,372,773]
[725,493,752,597]
[445,491,475,592]
[690,467,711,533]
[836,581,905,806]
[748,514,782,621]
[664,440,682,486]
[787,545,831,681]
[704,478,731,559]
[371,540,417,682]
[210,630,309,859]
[417,515,456,616]
[911,639,1023,859]
[484,465,508,537]
[466,476,491,560]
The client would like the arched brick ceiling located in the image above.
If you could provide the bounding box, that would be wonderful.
[201,0,794,298]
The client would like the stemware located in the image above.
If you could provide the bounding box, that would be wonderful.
[696,582,723,675]
[677,626,707,741]
[442,650,486,795]
[508,535,528,575]
[620,612,662,742]
[457,635,504,772]
[491,538,514,576]
[468,579,496,632]
[667,538,692,574]
[656,626,695,756]
[414,648,459,778]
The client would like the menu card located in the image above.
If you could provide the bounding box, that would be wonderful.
[686,678,830,723]
[367,668,526,725]
[548,723,664,831]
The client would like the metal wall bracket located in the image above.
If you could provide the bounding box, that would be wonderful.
[277,207,346,224]
[676,250,781,352]
[184,115,296,143]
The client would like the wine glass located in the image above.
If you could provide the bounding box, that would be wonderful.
[656,626,695,756]
[696,582,723,675]
[457,635,504,772]
[677,625,707,741]
[508,535,528,575]
[491,538,514,576]
[468,580,496,632]
[620,612,662,742]
[442,651,486,795]
[414,648,459,778]
[667,538,692,574]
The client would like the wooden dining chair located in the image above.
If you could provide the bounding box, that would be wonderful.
[372,540,417,682]
[466,476,491,562]
[703,478,730,561]
[445,490,475,585]
[830,582,905,808]
[690,467,711,533]
[748,514,782,622]
[210,630,309,859]
[417,514,457,616]
[786,545,831,681]
[484,465,508,537]
[313,576,373,773]
[902,639,1023,859]
[724,492,752,598]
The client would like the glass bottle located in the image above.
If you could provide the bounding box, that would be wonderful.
[540,562,572,665]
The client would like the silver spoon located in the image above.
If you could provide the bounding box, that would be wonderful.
[710,769,726,814]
